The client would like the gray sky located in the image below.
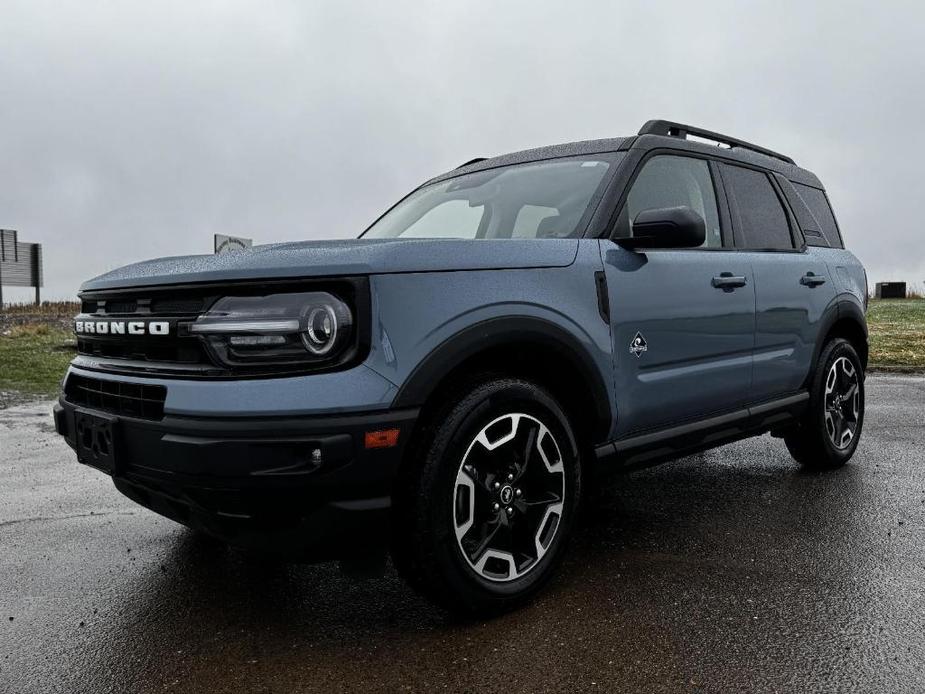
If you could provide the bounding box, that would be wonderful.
[2,0,923,301]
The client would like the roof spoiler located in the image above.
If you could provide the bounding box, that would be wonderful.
[638,120,795,165]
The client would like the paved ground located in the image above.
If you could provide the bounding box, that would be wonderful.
[1,375,923,693]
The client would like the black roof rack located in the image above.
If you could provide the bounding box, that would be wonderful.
[456,157,487,169]
[638,120,795,165]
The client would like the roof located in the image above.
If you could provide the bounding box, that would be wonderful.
[426,137,632,185]
[427,121,823,189]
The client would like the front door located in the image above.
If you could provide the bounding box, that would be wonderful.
[601,154,755,439]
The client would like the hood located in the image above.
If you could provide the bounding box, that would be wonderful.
[80,238,579,291]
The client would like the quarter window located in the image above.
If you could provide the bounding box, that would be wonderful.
[794,183,844,248]
[723,165,794,250]
[615,155,722,248]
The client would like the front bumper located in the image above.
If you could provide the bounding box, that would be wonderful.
[54,397,418,560]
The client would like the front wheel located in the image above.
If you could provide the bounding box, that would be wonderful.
[392,378,581,614]
[785,338,865,470]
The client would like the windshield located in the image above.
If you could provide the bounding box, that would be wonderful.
[362,155,616,240]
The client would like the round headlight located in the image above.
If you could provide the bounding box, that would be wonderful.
[302,304,338,355]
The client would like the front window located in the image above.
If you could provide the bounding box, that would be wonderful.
[362,156,616,240]
[614,155,723,248]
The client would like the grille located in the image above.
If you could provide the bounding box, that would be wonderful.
[150,298,204,314]
[76,290,215,370]
[80,297,205,316]
[104,299,139,314]
[65,374,167,420]
[76,336,206,364]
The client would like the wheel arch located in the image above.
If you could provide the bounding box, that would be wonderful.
[391,316,613,445]
[810,298,869,381]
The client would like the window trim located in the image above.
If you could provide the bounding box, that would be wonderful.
[820,189,845,248]
[604,148,734,251]
[768,172,807,250]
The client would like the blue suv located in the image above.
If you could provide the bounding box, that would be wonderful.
[55,120,868,613]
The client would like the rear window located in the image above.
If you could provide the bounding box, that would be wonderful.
[722,164,794,250]
[794,183,844,248]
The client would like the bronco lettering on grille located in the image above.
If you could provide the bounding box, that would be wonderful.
[74,320,170,336]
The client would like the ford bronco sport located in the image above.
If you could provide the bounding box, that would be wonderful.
[55,120,868,613]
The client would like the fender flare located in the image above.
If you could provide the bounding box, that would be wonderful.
[808,295,869,380]
[391,316,613,439]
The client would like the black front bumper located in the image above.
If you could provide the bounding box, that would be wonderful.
[54,398,418,560]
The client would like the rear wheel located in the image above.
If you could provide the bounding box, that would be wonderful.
[392,377,581,614]
[785,338,864,469]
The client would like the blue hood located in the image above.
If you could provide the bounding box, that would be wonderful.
[80,238,579,291]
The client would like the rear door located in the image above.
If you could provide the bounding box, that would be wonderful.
[719,163,836,400]
[600,153,755,438]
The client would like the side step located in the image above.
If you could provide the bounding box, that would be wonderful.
[594,392,808,471]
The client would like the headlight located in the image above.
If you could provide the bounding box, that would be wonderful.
[190,292,353,368]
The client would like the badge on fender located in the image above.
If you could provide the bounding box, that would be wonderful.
[630,332,648,358]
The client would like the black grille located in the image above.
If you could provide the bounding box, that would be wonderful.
[150,298,204,314]
[76,290,215,370]
[65,374,167,420]
[80,296,205,316]
[104,299,138,314]
[77,336,206,364]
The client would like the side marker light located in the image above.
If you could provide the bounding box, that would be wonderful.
[364,429,400,449]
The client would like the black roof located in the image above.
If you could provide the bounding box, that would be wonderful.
[430,120,822,189]
[427,137,632,185]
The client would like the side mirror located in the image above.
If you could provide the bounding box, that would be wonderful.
[619,206,706,249]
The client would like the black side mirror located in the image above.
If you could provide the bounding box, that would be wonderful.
[619,206,706,249]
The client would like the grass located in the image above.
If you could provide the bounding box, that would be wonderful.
[2,301,80,316]
[0,323,76,397]
[0,298,923,402]
[866,298,925,369]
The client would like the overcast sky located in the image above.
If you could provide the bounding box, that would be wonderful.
[1,0,923,301]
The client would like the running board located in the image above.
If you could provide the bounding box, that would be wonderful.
[594,392,809,471]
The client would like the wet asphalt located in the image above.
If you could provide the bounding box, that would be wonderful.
[1,374,923,693]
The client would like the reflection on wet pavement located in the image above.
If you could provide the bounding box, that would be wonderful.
[2,376,924,692]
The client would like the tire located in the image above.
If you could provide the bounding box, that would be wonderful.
[392,377,582,615]
[784,338,865,470]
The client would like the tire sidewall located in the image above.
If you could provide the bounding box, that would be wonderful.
[426,380,581,607]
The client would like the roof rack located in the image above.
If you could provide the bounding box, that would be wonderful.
[456,157,487,169]
[638,120,795,165]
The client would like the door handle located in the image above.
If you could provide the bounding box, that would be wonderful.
[800,272,827,287]
[712,273,748,289]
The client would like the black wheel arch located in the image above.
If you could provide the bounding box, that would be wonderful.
[391,316,613,444]
[808,296,869,386]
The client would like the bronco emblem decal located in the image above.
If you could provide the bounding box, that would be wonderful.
[630,332,648,358]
